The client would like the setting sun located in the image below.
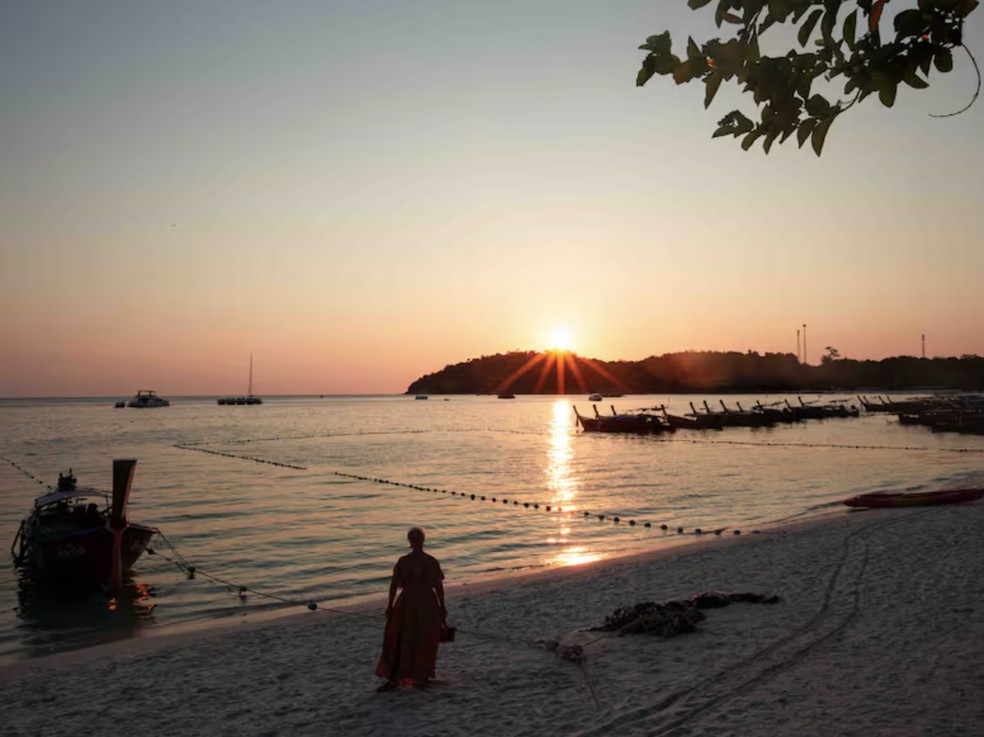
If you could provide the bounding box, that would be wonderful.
[547,326,574,352]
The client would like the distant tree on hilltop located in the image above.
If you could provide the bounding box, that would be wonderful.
[405,350,984,394]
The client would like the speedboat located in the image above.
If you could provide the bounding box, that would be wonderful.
[588,393,603,402]
[127,390,170,408]
[10,459,158,586]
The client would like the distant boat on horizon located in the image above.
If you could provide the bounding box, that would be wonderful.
[127,390,170,408]
[218,354,263,406]
[497,392,516,399]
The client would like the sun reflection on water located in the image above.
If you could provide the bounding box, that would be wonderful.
[544,400,603,567]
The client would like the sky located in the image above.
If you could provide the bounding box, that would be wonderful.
[1,1,982,396]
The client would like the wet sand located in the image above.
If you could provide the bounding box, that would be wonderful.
[3,503,983,736]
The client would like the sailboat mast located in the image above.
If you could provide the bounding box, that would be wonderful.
[248,352,253,397]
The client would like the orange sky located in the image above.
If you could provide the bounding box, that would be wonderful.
[1,2,982,396]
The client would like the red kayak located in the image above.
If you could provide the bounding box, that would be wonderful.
[843,488,984,509]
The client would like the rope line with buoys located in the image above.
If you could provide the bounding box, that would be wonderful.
[0,454,53,490]
[169,443,744,538]
[173,444,308,470]
[147,531,606,710]
[326,469,745,538]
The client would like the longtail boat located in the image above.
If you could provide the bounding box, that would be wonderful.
[10,459,157,587]
[573,405,672,435]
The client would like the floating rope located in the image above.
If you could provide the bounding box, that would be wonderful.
[173,444,308,470]
[327,470,743,537]
[0,454,52,489]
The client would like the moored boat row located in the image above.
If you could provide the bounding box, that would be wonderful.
[573,395,862,436]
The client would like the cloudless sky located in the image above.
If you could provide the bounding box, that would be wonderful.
[2,1,982,395]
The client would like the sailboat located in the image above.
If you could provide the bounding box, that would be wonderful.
[217,353,264,405]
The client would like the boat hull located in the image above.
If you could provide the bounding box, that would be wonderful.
[26,524,157,582]
[842,488,984,509]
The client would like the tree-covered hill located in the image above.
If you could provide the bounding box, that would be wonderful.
[405,350,984,395]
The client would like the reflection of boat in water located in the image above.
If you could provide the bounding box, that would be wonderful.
[218,353,264,405]
[14,576,157,658]
[10,459,158,586]
[127,390,170,408]
[843,488,984,508]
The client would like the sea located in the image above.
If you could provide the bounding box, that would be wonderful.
[1,393,982,666]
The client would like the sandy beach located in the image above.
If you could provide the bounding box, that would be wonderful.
[3,502,983,737]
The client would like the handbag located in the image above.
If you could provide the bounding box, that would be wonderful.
[439,622,456,643]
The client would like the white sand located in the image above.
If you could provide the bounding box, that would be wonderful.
[3,503,984,737]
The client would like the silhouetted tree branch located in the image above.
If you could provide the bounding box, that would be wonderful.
[637,0,980,155]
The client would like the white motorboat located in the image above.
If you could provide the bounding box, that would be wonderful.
[127,390,170,408]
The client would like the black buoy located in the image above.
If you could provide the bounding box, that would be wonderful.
[695,528,703,535]
[677,527,683,534]
[734,530,741,535]
[629,520,636,526]
[644,522,651,528]
[660,524,668,530]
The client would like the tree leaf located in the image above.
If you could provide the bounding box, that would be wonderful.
[878,79,898,107]
[843,10,858,50]
[796,118,818,148]
[811,116,835,156]
[935,48,954,73]
[902,66,929,89]
[636,57,657,87]
[798,9,823,47]
[704,73,723,108]
[894,9,928,37]
[741,129,763,151]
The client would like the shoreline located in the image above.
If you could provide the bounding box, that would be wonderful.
[0,509,833,680]
[4,502,983,736]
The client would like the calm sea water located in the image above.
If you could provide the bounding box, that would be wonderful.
[1,393,982,665]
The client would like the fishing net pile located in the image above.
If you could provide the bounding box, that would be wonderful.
[589,591,780,637]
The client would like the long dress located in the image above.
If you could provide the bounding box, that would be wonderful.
[375,551,444,684]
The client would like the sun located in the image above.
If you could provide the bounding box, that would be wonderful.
[547,326,575,353]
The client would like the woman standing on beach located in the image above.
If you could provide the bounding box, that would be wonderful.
[375,527,447,691]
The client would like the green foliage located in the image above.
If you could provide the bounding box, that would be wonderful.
[637,0,979,155]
